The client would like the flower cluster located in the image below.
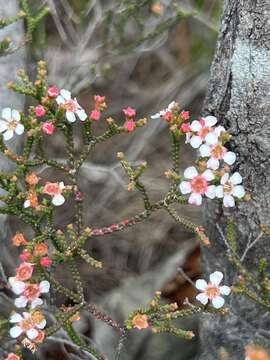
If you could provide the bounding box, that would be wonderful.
[152,102,245,207]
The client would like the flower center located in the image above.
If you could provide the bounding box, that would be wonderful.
[190,175,208,194]
[7,120,18,131]
[211,144,225,159]
[21,318,33,331]
[223,182,233,194]
[24,284,40,300]
[64,100,78,113]
[206,284,220,299]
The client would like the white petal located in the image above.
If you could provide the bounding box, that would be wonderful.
[204,115,217,127]
[59,181,65,190]
[3,130,14,140]
[215,125,226,136]
[56,95,65,105]
[12,110,20,121]
[205,185,216,199]
[151,113,161,119]
[15,123,24,135]
[52,194,65,206]
[10,326,23,338]
[223,195,235,207]
[77,109,87,121]
[190,120,202,132]
[199,144,211,157]
[167,101,176,110]
[31,298,43,309]
[195,279,208,291]
[220,173,229,185]
[220,285,231,296]
[12,281,26,295]
[66,111,76,123]
[40,280,50,293]
[24,200,30,208]
[207,158,220,170]
[179,181,191,194]
[27,328,39,340]
[205,132,219,145]
[10,313,23,323]
[215,185,224,198]
[196,293,209,305]
[2,107,11,120]
[15,296,28,308]
[60,89,71,100]
[210,271,223,286]
[188,193,202,206]
[202,169,214,181]
[230,172,242,185]
[0,120,8,132]
[37,319,46,329]
[232,185,245,199]
[190,136,202,149]
[212,296,225,309]
[223,151,236,165]
[184,166,198,179]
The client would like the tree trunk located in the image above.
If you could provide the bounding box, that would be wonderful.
[200,0,270,359]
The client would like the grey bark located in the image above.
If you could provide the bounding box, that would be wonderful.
[200,0,270,359]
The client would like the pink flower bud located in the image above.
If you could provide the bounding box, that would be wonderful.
[42,122,55,135]
[180,123,191,133]
[47,85,59,98]
[123,107,136,118]
[40,257,52,267]
[94,95,106,104]
[90,109,101,121]
[35,105,46,117]
[180,110,190,121]
[19,250,31,262]
[164,111,172,122]
[124,120,136,132]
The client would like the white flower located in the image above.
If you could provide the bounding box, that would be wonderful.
[151,101,176,119]
[179,166,216,205]
[0,108,24,141]
[9,278,50,309]
[216,172,245,207]
[43,181,66,206]
[9,311,46,340]
[56,89,87,123]
[195,271,231,309]
[199,143,236,170]
[186,116,218,148]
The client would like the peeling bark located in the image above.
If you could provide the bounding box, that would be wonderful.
[200,0,270,358]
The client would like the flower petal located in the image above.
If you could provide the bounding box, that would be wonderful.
[66,111,76,123]
[212,296,225,309]
[2,107,11,120]
[230,172,242,185]
[31,298,43,309]
[10,326,23,338]
[52,194,65,206]
[56,95,65,105]
[223,195,235,207]
[3,130,14,141]
[10,313,23,323]
[195,279,208,291]
[207,158,219,170]
[204,115,217,127]
[190,120,202,132]
[179,181,191,195]
[60,89,71,100]
[215,185,224,198]
[168,101,176,110]
[0,120,7,132]
[196,293,209,305]
[27,328,39,340]
[15,123,24,135]
[12,110,20,121]
[220,285,231,296]
[232,185,245,199]
[202,169,214,181]
[39,280,50,293]
[190,136,202,149]
[223,151,236,165]
[77,109,87,121]
[15,296,28,308]
[37,319,46,329]
[205,185,216,199]
[205,132,219,145]
[209,271,223,286]
[184,166,198,179]
[12,280,26,295]
[199,144,211,157]
[220,173,229,185]
[188,193,202,206]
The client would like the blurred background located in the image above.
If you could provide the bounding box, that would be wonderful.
[1,1,223,359]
